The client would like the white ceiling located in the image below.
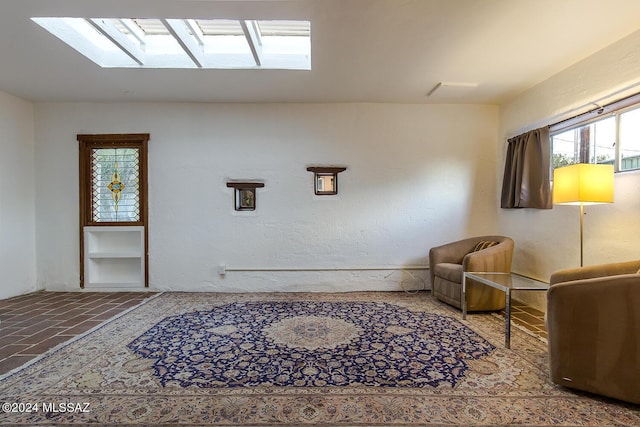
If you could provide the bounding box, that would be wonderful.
[2,0,640,104]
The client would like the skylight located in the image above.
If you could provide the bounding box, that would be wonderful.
[31,17,311,70]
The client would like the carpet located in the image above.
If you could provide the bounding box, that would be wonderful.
[1,292,638,426]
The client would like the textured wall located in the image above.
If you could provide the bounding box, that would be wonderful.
[0,90,37,299]
[34,102,498,292]
[498,29,640,311]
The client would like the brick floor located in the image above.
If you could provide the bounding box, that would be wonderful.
[0,291,156,375]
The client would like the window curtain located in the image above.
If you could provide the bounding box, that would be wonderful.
[500,127,552,209]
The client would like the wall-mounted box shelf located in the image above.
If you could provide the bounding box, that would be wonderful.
[226,181,265,211]
[83,226,145,288]
[306,166,347,195]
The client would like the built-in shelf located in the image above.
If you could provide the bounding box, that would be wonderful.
[226,181,265,211]
[87,252,142,258]
[83,226,145,288]
[306,166,347,195]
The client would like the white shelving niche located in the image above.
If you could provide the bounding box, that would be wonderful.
[84,226,145,288]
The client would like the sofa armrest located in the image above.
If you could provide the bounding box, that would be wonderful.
[549,260,640,285]
[546,274,640,404]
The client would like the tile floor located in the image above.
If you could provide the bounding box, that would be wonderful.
[0,291,156,375]
[0,291,547,376]
[502,300,548,339]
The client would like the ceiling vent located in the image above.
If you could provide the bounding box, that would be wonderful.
[427,82,478,98]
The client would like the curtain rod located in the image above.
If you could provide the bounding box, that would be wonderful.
[509,80,640,139]
[547,81,640,133]
[549,90,640,133]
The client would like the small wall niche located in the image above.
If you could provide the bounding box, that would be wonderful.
[226,182,265,211]
[307,166,347,195]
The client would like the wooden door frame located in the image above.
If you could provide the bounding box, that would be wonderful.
[78,133,149,288]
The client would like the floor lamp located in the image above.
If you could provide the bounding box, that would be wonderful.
[553,164,614,267]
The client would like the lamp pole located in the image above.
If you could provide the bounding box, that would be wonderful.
[579,203,584,267]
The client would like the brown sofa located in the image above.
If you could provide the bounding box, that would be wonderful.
[429,236,514,312]
[547,260,640,404]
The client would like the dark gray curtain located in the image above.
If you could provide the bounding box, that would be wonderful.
[500,127,552,209]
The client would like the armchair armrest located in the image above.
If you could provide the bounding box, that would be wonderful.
[549,259,640,285]
[429,238,475,266]
[463,239,514,273]
[429,237,478,285]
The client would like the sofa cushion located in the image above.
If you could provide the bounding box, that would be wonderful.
[473,240,498,252]
[434,263,463,283]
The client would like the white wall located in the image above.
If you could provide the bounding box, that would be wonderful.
[34,102,498,292]
[0,90,37,299]
[498,29,640,310]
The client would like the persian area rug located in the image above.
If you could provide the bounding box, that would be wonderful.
[1,293,638,426]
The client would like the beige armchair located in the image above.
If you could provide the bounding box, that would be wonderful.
[547,260,640,404]
[429,236,514,312]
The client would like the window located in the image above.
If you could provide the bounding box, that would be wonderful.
[90,147,140,222]
[619,107,640,171]
[551,94,640,173]
[31,17,311,70]
[551,116,616,168]
[79,134,148,225]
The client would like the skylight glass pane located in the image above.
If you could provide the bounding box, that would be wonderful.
[133,18,168,35]
[145,35,193,57]
[257,20,311,68]
[199,20,253,67]
[71,19,119,51]
[111,19,146,46]
[32,16,311,70]
[31,17,139,67]
[197,19,245,36]
[257,20,310,37]
[261,35,310,54]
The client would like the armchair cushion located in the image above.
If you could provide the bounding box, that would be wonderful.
[433,263,463,283]
[547,260,640,404]
[473,240,498,252]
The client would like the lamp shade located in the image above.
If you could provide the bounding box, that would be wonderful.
[553,164,614,205]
